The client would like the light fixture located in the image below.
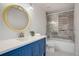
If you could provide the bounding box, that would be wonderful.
[49,21,57,25]
[29,3,33,10]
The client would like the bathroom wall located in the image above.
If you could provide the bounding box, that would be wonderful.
[74,3,79,55]
[30,4,47,35]
[58,11,74,40]
[0,3,46,40]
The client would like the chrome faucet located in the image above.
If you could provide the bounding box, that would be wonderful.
[18,32,24,38]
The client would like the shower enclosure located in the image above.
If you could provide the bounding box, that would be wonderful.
[46,10,75,56]
[47,10,74,41]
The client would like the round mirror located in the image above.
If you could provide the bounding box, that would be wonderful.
[3,5,31,32]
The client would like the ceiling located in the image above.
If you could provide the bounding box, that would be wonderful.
[33,3,74,13]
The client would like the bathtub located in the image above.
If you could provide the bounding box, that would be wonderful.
[46,38,75,56]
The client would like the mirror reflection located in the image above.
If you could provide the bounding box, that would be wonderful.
[3,5,31,32]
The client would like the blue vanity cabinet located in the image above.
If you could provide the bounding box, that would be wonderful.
[1,44,33,56]
[0,38,46,56]
[32,42,40,56]
[17,44,33,56]
[26,38,46,56]
[39,38,46,56]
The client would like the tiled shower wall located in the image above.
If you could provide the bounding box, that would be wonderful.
[47,10,74,40]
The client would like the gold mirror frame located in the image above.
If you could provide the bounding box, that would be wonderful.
[3,4,31,32]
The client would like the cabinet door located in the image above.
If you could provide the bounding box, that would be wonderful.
[39,39,44,56]
[18,44,32,56]
[32,41,40,56]
[1,44,33,56]
[32,39,46,56]
[39,38,46,56]
[1,48,20,56]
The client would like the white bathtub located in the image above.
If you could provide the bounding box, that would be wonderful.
[46,38,75,56]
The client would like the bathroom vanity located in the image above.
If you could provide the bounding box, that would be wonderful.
[0,35,46,56]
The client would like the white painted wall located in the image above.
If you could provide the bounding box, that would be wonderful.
[74,3,79,55]
[0,3,46,40]
[30,4,47,35]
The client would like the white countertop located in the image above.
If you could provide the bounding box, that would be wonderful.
[0,35,46,55]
